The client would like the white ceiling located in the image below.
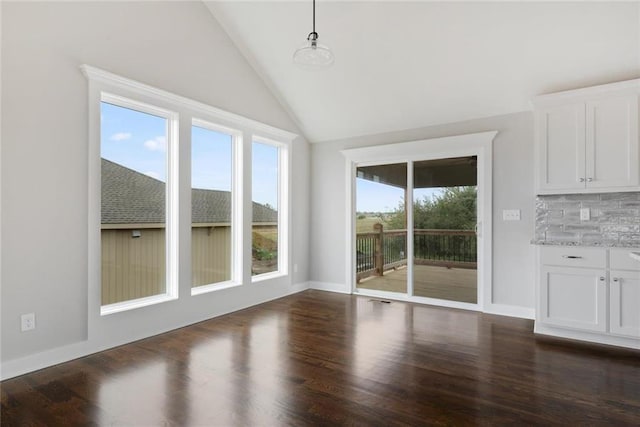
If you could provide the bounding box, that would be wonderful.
[205,1,640,143]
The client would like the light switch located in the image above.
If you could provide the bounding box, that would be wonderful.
[502,209,521,221]
[580,208,590,221]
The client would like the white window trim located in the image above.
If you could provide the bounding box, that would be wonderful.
[251,136,290,281]
[81,65,297,142]
[83,64,297,323]
[342,131,496,312]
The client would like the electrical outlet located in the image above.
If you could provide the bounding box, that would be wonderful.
[502,209,521,221]
[580,208,590,221]
[21,313,36,332]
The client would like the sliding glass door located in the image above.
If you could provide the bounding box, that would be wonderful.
[355,163,407,294]
[412,157,478,303]
[354,156,479,306]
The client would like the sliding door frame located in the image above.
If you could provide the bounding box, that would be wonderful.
[342,131,496,311]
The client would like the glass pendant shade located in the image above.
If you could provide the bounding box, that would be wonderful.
[293,38,334,68]
[293,0,334,69]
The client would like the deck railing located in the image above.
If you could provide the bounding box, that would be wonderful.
[356,224,477,282]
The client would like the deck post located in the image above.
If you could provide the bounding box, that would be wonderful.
[374,223,384,276]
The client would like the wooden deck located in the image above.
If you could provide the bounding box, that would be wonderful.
[357,264,477,303]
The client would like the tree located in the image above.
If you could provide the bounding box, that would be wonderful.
[388,186,476,230]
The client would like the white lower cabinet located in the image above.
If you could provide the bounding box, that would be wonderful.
[540,265,607,332]
[610,270,640,338]
[536,247,640,349]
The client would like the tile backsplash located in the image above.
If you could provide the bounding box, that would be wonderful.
[535,192,640,246]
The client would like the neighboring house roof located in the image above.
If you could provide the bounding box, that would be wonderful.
[101,158,276,224]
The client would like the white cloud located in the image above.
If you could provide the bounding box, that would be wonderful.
[144,171,161,180]
[144,136,167,152]
[110,132,132,141]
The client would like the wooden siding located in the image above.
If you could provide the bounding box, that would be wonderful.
[101,229,166,305]
[102,224,278,304]
[192,226,231,287]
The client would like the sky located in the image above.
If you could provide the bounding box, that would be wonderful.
[356,178,442,213]
[101,101,279,208]
[100,101,442,213]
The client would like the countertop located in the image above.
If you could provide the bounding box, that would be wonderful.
[531,240,640,249]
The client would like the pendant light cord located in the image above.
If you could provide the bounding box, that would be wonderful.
[308,0,318,41]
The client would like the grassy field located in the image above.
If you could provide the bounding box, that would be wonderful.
[356,215,391,233]
[253,227,278,250]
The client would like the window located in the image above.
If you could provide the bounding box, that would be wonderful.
[100,95,178,312]
[191,122,236,289]
[252,139,286,278]
[84,65,295,317]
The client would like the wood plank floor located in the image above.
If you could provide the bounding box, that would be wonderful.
[2,290,640,426]
[358,265,477,303]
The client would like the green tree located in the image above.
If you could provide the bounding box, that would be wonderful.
[388,186,476,230]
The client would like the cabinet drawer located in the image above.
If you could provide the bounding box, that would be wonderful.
[540,246,606,268]
[610,248,640,271]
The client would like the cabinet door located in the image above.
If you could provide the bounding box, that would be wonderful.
[610,270,640,338]
[537,104,586,191]
[539,266,607,332]
[586,95,639,189]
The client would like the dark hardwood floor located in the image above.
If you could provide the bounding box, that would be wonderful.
[2,290,640,426]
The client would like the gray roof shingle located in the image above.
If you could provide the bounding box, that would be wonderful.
[101,158,276,224]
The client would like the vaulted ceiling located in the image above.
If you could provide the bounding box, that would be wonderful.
[205,1,640,143]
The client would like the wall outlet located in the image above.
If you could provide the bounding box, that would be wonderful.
[21,313,36,332]
[502,209,521,221]
[580,208,590,221]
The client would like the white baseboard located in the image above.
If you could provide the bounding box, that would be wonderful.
[308,281,351,294]
[483,303,535,320]
[1,281,312,381]
[289,281,310,294]
[1,340,99,381]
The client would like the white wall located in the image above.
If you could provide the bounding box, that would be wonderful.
[1,1,309,377]
[310,112,535,313]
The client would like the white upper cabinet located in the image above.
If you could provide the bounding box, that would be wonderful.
[538,103,586,191]
[534,80,640,194]
[588,96,639,189]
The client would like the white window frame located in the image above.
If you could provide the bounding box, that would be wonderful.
[251,136,290,282]
[99,93,180,316]
[190,119,244,295]
[342,131,496,312]
[83,65,297,323]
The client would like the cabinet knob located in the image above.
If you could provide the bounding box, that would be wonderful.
[587,177,593,182]
[579,177,585,182]
[613,277,619,282]
[599,276,605,281]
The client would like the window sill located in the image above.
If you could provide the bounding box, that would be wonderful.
[100,293,178,316]
[191,280,242,296]
[251,271,287,283]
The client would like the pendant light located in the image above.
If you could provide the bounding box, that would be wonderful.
[293,0,334,68]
